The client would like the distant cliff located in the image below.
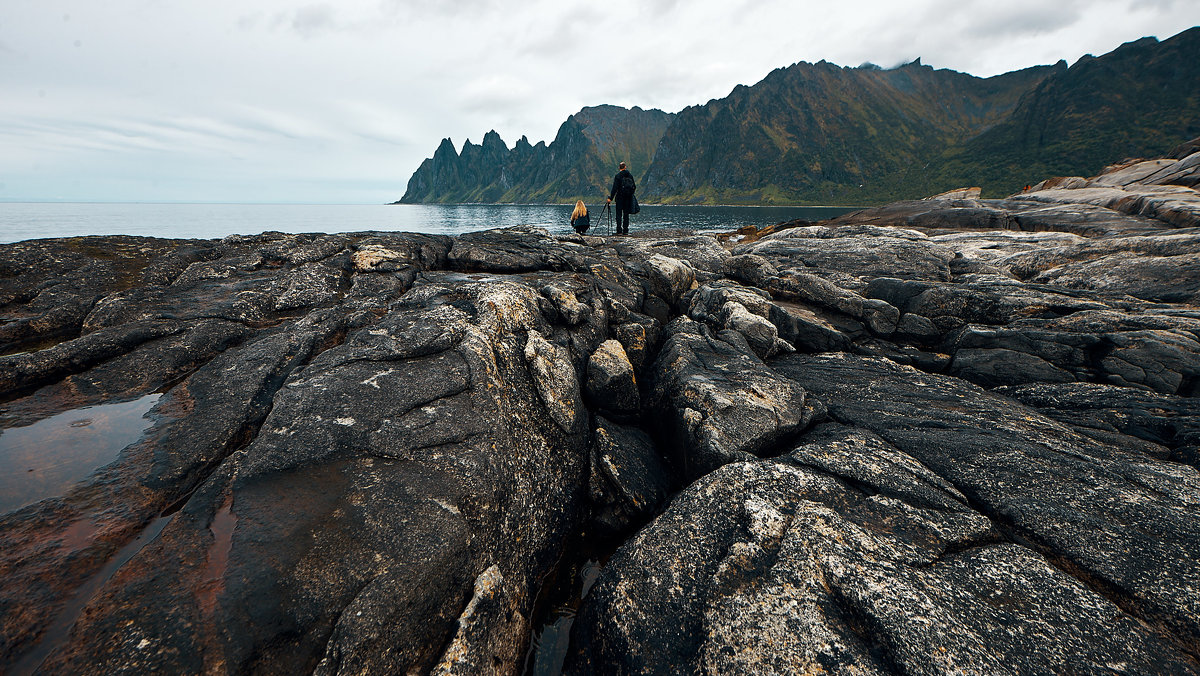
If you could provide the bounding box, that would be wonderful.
[399,27,1200,205]
[398,105,674,204]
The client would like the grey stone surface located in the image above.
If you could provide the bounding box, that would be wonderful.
[648,317,819,480]
[585,339,640,416]
[569,426,1197,675]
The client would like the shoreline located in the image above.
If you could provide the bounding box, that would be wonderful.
[390,200,873,209]
[2,143,1200,671]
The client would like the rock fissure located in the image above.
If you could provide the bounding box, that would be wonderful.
[937,473,1199,661]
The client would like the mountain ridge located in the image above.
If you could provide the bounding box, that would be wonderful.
[399,27,1200,205]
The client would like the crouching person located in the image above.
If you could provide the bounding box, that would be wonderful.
[571,200,590,234]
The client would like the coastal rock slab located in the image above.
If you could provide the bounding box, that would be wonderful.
[648,317,818,480]
[568,426,1196,674]
[588,417,670,534]
[2,235,619,675]
[585,339,640,416]
[733,223,956,288]
[997,381,1200,463]
[773,353,1200,653]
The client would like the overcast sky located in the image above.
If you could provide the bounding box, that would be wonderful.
[2,1,1197,204]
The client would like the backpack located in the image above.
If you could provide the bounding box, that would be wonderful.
[619,173,636,196]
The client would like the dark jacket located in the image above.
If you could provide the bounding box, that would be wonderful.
[571,212,590,233]
[609,169,635,205]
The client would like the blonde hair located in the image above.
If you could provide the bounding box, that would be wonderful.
[571,200,588,220]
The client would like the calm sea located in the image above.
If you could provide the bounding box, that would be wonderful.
[0,203,862,244]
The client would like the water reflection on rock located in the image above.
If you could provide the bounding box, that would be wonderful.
[0,394,161,514]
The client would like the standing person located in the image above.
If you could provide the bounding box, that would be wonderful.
[607,162,635,235]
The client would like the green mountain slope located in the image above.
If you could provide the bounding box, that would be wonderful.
[931,27,1200,196]
[398,27,1200,205]
[641,58,1059,205]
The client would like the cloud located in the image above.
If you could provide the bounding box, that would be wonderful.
[4,0,1200,203]
[643,0,685,16]
[950,0,1086,39]
[516,5,605,60]
[378,0,500,20]
[455,73,539,115]
[272,3,341,37]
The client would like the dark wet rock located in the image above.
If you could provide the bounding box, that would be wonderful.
[1095,153,1200,190]
[854,338,953,372]
[648,317,819,480]
[949,346,1076,387]
[0,319,193,400]
[732,223,956,288]
[772,353,1200,655]
[611,313,660,375]
[718,300,793,359]
[685,283,793,358]
[747,269,903,341]
[998,381,1200,462]
[526,329,587,434]
[686,280,774,322]
[612,234,730,276]
[0,308,350,670]
[540,281,592,325]
[944,313,1200,395]
[350,233,452,272]
[1014,183,1200,229]
[636,253,696,311]
[568,425,1197,675]
[828,197,1171,238]
[767,300,854,353]
[446,226,586,273]
[720,253,778,287]
[1168,136,1200,160]
[587,417,670,534]
[0,236,218,355]
[866,275,1113,329]
[585,339,640,417]
[80,249,348,331]
[1031,251,1200,303]
[895,312,939,342]
[35,275,602,675]
[0,318,251,427]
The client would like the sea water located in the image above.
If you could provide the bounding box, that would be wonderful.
[0,202,862,243]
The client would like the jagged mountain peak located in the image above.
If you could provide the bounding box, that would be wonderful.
[399,104,675,204]
[482,129,507,150]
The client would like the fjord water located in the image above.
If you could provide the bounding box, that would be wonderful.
[0,202,862,243]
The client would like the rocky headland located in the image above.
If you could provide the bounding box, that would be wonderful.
[2,139,1200,674]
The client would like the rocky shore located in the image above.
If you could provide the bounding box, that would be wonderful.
[2,139,1200,674]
